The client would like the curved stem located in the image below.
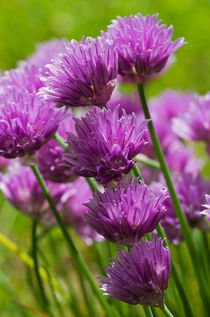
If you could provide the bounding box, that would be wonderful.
[135,155,160,169]
[31,219,51,315]
[31,165,115,317]
[138,83,209,313]
[54,133,71,153]
[132,164,144,182]
[143,306,154,317]
[160,304,174,317]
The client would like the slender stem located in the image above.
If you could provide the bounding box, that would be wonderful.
[54,133,71,153]
[31,164,115,317]
[86,177,99,192]
[31,220,51,315]
[143,306,155,317]
[135,154,160,169]
[160,304,174,317]
[138,83,209,312]
[132,164,144,182]
[156,224,193,317]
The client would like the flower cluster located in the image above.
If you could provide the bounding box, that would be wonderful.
[100,235,171,306]
[39,37,118,107]
[63,106,148,184]
[2,11,206,312]
[0,88,65,158]
[173,92,210,156]
[103,14,185,82]
[84,179,167,245]
[0,161,67,225]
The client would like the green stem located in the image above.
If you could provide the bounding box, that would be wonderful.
[135,155,160,169]
[156,224,193,317]
[86,177,99,192]
[138,83,209,312]
[160,304,174,317]
[31,220,51,315]
[31,165,115,317]
[54,133,71,153]
[143,306,154,317]
[132,164,144,182]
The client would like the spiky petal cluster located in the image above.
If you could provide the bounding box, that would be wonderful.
[0,63,43,94]
[173,93,210,155]
[62,177,103,244]
[84,179,167,245]
[202,195,210,222]
[63,106,148,184]
[37,110,77,183]
[100,235,171,306]
[0,88,65,158]
[27,39,66,74]
[39,37,118,107]
[0,40,66,94]
[103,14,185,83]
[0,162,67,225]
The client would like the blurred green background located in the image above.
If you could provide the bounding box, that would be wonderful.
[0,0,210,316]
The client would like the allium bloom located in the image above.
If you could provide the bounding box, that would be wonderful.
[84,179,167,245]
[27,39,66,74]
[0,162,67,225]
[37,110,77,183]
[100,235,171,306]
[1,40,66,94]
[152,174,210,244]
[149,90,192,121]
[165,141,202,176]
[1,63,43,94]
[62,177,103,244]
[173,93,210,155]
[103,14,185,83]
[202,195,210,222]
[0,88,65,158]
[63,106,148,184]
[39,37,118,107]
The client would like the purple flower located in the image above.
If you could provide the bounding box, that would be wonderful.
[39,37,118,107]
[0,88,65,158]
[27,39,66,75]
[63,106,148,184]
[99,234,171,306]
[1,63,43,94]
[149,90,192,121]
[62,177,103,244]
[173,93,210,155]
[37,110,77,183]
[0,161,67,225]
[84,179,167,246]
[152,174,210,244]
[103,14,185,83]
[1,40,66,94]
[142,90,192,159]
[165,141,202,176]
[202,195,210,222]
